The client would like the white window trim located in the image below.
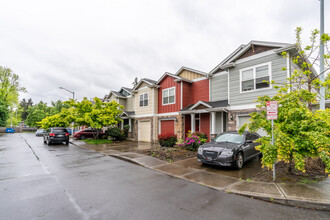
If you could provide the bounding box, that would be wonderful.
[239,62,272,94]
[162,86,176,106]
[139,92,149,107]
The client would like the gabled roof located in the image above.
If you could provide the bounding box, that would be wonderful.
[107,90,126,99]
[175,66,208,77]
[189,101,212,110]
[118,87,133,96]
[121,111,135,118]
[181,100,229,112]
[132,78,158,91]
[156,72,181,85]
[121,87,133,93]
[210,40,292,74]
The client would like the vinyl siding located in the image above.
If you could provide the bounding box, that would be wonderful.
[118,98,126,107]
[126,96,134,111]
[210,73,228,101]
[230,53,287,106]
[108,95,117,103]
[178,70,205,80]
[134,87,157,115]
[158,75,181,113]
[182,82,192,108]
[192,79,209,103]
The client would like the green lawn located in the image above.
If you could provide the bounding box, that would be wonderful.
[81,139,112,145]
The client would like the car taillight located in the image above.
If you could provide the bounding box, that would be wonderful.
[49,133,55,137]
[65,133,69,136]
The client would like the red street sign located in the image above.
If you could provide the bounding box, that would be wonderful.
[267,101,278,120]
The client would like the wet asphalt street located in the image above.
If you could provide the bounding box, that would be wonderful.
[0,133,329,220]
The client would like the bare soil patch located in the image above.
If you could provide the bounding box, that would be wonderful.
[138,146,196,163]
[252,159,328,183]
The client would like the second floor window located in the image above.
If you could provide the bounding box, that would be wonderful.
[240,62,271,92]
[162,87,175,105]
[139,93,148,107]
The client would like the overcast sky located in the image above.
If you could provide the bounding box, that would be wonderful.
[0,0,329,104]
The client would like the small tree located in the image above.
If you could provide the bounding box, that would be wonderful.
[66,97,123,139]
[239,27,330,174]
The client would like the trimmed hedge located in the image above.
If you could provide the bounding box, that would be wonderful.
[158,133,177,147]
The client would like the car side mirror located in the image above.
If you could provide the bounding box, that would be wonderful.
[246,140,253,144]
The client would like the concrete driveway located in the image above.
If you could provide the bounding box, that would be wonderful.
[173,157,263,179]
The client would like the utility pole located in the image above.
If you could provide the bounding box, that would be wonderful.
[320,0,325,110]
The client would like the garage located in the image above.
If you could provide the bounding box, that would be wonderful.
[237,115,267,136]
[138,121,151,142]
[160,120,175,135]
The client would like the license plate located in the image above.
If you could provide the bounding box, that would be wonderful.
[58,135,63,137]
[206,157,212,161]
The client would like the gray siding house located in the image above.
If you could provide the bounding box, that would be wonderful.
[208,40,302,137]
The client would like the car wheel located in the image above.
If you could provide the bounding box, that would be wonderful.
[80,135,85,140]
[235,152,244,169]
[47,138,51,145]
[258,153,263,160]
[65,141,69,145]
[43,138,46,144]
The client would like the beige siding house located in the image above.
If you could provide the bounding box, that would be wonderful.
[132,78,158,142]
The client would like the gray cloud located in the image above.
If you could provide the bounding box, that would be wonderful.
[0,0,328,104]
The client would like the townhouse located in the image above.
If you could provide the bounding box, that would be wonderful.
[103,40,316,142]
[131,78,158,142]
[207,40,300,137]
[156,67,210,140]
[103,87,135,139]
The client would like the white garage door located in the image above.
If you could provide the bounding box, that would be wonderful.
[138,121,151,142]
[237,116,267,136]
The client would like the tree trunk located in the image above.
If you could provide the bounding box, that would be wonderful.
[308,80,312,111]
[288,153,293,174]
[91,128,98,139]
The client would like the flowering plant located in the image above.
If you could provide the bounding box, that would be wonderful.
[179,132,207,151]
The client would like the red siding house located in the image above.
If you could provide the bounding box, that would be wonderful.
[156,67,211,140]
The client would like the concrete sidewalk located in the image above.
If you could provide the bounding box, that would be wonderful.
[71,140,330,211]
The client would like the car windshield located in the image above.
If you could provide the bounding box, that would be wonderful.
[213,133,243,144]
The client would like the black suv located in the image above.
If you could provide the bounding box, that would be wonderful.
[43,128,70,145]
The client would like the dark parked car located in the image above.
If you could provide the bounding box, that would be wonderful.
[73,129,105,139]
[197,131,261,169]
[35,129,45,136]
[43,128,70,145]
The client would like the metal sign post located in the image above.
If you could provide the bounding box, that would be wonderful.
[267,101,278,181]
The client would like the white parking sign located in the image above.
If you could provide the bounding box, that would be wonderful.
[267,101,278,120]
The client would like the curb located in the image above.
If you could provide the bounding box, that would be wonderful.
[109,154,142,166]
[230,192,330,211]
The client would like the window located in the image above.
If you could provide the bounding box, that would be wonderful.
[240,62,271,92]
[139,93,148,107]
[162,87,175,105]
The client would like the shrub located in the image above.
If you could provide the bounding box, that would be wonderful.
[192,132,208,140]
[158,133,177,147]
[180,132,207,151]
[106,127,126,141]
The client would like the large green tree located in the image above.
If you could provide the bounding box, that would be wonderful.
[239,28,330,174]
[0,98,9,127]
[20,98,33,121]
[0,66,26,107]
